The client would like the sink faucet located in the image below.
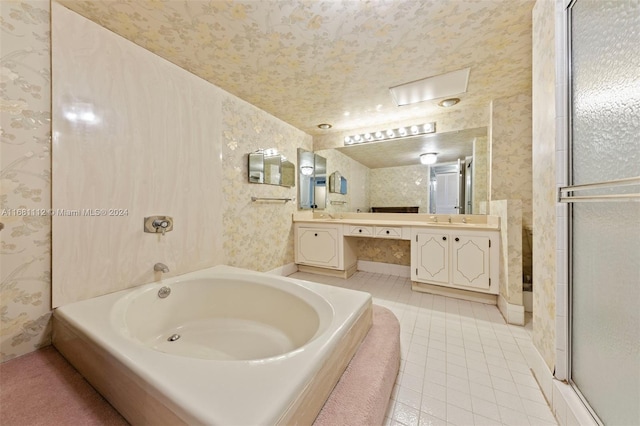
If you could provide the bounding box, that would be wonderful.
[462,217,467,224]
[429,215,438,223]
[154,262,169,273]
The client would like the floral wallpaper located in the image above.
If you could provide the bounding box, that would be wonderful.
[0,0,52,362]
[531,0,557,371]
[490,93,533,231]
[221,96,312,271]
[55,0,533,136]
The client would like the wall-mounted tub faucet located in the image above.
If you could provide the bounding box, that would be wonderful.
[154,262,169,273]
[144,216,174,235]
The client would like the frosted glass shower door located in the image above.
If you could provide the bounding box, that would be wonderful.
[566,0,640,424]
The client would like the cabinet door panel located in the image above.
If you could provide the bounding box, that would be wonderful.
[452,235,490,289]
[297,227,340,268]
[415,233,449,284]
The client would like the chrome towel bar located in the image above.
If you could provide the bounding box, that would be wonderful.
[559,176,640,203]
[251,196,294,203]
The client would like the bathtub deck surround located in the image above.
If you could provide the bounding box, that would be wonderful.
[52,266,373,425]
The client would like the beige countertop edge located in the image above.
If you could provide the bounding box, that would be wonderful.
[292,218,500,231]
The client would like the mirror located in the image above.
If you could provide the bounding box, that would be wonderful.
[298,148,327,210]
[429,159,473,214]
[248,149,295,187]
[329,171,347,194]
[324,127,488,213]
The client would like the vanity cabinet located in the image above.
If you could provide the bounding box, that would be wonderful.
[411,229,496,293]
[295,225,340,268]
[292,213,499,294]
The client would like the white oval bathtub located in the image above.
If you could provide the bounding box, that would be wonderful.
[53,265,372,425]
[119,276,333,361]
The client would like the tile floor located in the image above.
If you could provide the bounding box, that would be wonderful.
[290,271,557,426]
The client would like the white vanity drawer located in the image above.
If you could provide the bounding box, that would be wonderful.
[375,226,403,239]
[347,225,374,236]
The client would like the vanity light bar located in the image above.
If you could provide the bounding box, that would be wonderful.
[343,122,436,146]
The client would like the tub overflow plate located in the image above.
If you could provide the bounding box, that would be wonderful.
[167,334,181,342]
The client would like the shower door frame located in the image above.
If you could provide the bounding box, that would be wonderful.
[560,0,639,424]
[562,1,604,422]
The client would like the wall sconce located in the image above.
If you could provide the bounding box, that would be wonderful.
[300,165,314,176]
[420,153,438,165]
[344,122,436,146]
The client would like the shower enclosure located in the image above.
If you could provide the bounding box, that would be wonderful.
[560,0,640,424]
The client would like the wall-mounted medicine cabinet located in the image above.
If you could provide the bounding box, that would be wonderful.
[248,149,295,187]
[329,171,347,194]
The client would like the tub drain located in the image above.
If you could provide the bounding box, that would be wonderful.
[167,334,181,342]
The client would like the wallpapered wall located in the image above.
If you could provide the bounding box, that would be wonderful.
[0,1,52,361]
[531,0,557,371]
[489,93,533,231]
[221,97,311,270]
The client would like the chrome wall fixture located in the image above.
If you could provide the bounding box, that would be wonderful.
[343,122,436,146]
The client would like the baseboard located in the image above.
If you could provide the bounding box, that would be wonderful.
[356,261,411,278]
[267,263,298,276]
[411,281,497,305]
[497,294,525,325]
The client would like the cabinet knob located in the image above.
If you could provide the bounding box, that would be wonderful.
[455,237,460,242]
[442,236,447,241]
[359,229,362,233]
[314,233,318,236]
[386,230,390,234]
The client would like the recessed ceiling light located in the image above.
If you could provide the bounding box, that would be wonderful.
[317,123,332,129]
[438,98,460,107]
[389,68,470,107]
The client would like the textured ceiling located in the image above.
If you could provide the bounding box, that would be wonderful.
[57,0,534,137]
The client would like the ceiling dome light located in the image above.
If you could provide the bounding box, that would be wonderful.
[438,98,460,108]
[420,152,438,165]
[317,123,332,129]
